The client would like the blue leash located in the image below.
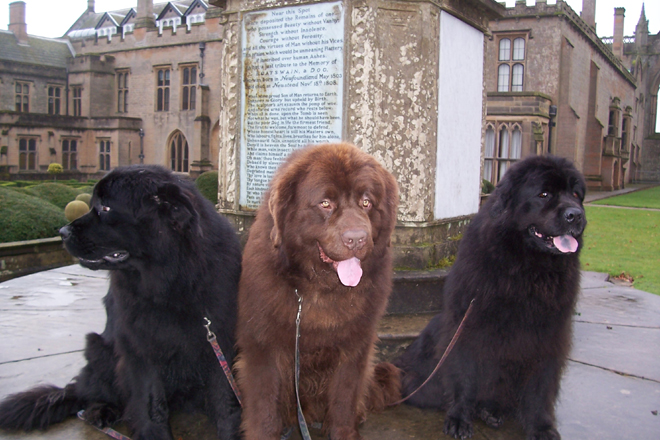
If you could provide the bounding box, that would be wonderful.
[294,289,313,440]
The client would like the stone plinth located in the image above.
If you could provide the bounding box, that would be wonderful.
[213,0,504,268]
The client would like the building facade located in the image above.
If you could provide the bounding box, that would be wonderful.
[1,0,224,180]
[483,0,659,191]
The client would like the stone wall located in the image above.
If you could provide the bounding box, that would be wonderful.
[0,237,77,282]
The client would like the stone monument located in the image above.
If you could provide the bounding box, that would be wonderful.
[210,0,504,269]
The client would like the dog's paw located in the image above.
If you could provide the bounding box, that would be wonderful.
[133,422,174,440]
[329,426,363,440]
[443,416,473,439]
[527,427,561,440]
[82,403,121,428]
[478,407,503,428]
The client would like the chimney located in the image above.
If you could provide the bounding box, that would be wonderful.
[135,0,155,29]
[612,7,625,59]
[8,1,28,44]
[87,0,95,13]
[581,0,596,30]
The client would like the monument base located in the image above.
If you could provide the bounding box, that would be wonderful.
[218,210,472,270]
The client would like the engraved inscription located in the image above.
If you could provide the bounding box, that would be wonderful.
[240,2,345,208]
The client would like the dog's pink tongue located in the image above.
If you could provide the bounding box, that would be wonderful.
[336,257,363,287]
[553,235,578,253]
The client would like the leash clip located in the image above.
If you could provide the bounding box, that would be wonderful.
[295,289,302,326]
[203,317,215,342]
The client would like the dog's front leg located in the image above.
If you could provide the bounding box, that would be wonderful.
[119,360,174,440]
[236,347,287,440]
[443,351,478,439]
[518,358,561,440]
[326,348,371,440]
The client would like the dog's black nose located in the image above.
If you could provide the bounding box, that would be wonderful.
[342,229,367,250]
[59,225,71,240]
[564,207,583,223]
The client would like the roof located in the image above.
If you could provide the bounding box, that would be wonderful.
[0,30,74,69]
[66,0,202,38]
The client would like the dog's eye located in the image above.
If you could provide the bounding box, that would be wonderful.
[573,192,580,199]
[538,192,549,199]
[361,198,372,209]
[102,206,111,212]
[320,200,332,210]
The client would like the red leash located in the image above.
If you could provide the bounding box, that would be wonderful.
[389,298,475,407]
[203,317,243,405]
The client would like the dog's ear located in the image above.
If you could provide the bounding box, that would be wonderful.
[154,183,202,236]
[267,187,283,247]
[267,168,298,248]
[489,176,513,219]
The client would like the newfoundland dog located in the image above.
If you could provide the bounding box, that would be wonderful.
[0,165,242,440]
[396,155,587,440]
[235,143,401,440]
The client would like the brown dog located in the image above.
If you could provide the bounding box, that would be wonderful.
[235,143,401,440]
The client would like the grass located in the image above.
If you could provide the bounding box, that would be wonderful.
[591,185,660,209]
[581,187,660,295]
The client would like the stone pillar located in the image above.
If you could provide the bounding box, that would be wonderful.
[612,7,625,60]
[214,0,503,268]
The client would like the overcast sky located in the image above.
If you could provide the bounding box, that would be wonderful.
[0,0,657,39]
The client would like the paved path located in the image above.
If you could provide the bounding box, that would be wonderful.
[0,266,659,439]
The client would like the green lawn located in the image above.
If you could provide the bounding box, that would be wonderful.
[581,202,660,295]
[591,185,660,209]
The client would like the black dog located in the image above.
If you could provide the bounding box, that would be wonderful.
[0,165,242,440]
[396,156,587,440]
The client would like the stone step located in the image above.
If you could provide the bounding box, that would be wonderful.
[376,312,436,362]
[387,268,447,315]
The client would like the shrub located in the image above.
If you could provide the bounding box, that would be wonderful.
[65,200,90,221]
[0,187,68,243]
[481,179,495,194]
[195,171,219,204]
[47,163,63,180]
[22,183,85,210]
[75,193,92,205]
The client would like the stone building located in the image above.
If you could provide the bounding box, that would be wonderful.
[1,0,225,179]
[483,0,659,191]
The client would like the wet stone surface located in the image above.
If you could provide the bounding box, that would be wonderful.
[1,268,659,440]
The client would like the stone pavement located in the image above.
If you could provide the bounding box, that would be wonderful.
[0,265,659,439]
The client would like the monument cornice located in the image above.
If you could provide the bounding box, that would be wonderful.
[214,0,504,32]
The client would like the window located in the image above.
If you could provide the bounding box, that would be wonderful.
[484,126,496,183]
[512,38,525,60]
[156,68,170,112]
[72,87,82,116]
[15,82,30,112]
[621,116,631,151]
[608,110,616,135]
[512,64,524,92]
[181,66,197,111]
[62,139,78,170]
[483,124,522,184]
[99,140,111,171]
[18,138,37,171]
[170,132,189,172]
[497,36,526,92]
[117,71,129,113]
[497,65,510,92]
[48,86,62,115]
